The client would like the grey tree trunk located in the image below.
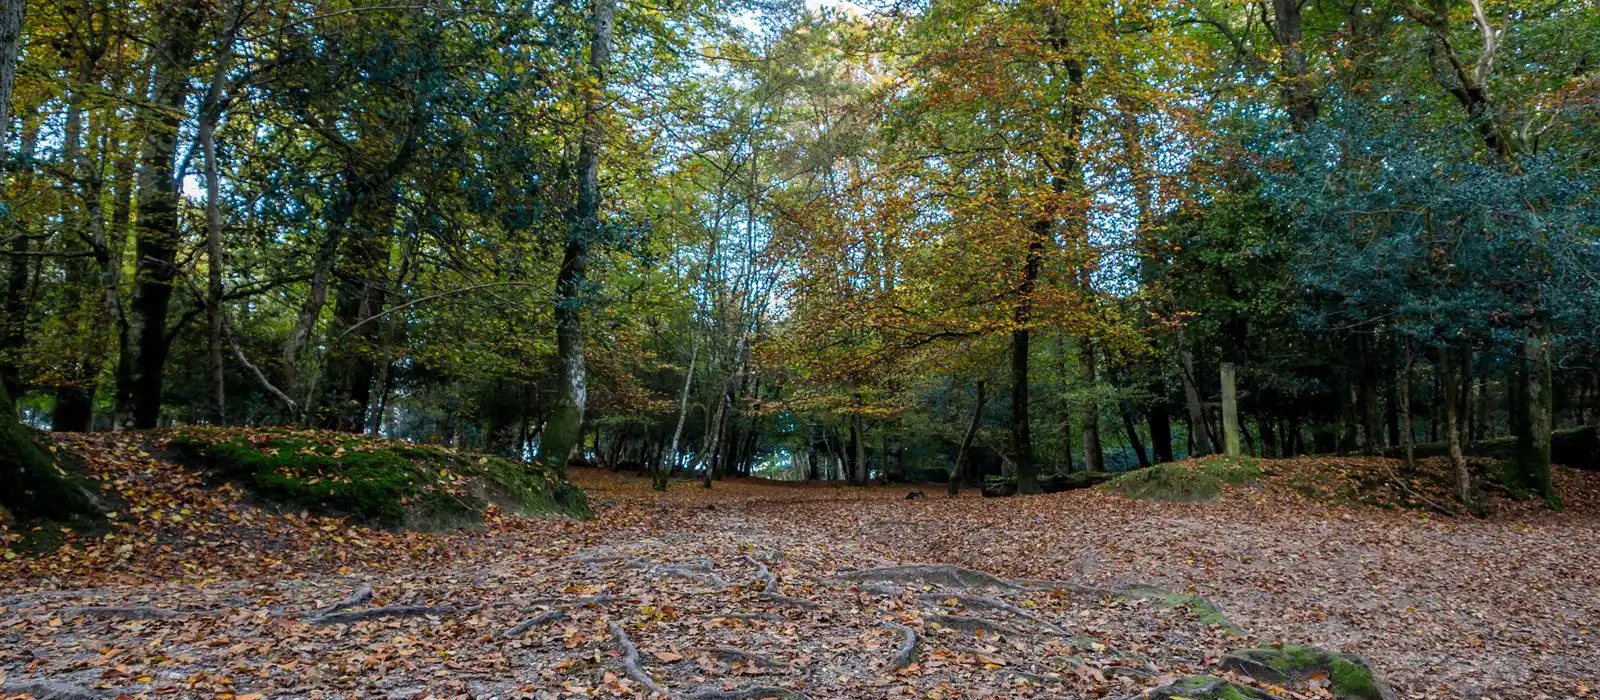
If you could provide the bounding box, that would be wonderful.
[541,0,615,474]
[198,1,246,425]
[658,335,698,490]
[1177,328,1212,456]
[1439,346,1481,515]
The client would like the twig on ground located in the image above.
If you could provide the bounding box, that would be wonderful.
[62,606,187,620]
[685,686,810,700]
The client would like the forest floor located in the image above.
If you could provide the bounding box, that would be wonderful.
[3,433,1599,700]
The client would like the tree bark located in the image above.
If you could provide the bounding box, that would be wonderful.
[0,0,21,149]
[1010,220,1044,494]
[540,0,614,474]
[1439,346,1481,514]
[1080,338,1104,472]
[950,380,985,496]
[1220,362,1241,456]
[198,0,247,426]
[658,335,699,490]
[1177,328,1212,456]
[113,0,206,429]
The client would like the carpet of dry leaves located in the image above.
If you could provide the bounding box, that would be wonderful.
[3,433,1598,700]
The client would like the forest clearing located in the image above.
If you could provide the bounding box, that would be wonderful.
[2,0,1599,697]
[4,431,1599,699]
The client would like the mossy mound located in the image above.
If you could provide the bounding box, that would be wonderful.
[164,427,589,528]
[1221,645,1395,700]
[1105,456,1262,503]
[1115,584,1244,634]
[1147,675,1272,700]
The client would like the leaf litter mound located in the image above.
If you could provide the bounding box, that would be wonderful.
[3,438,1599,699]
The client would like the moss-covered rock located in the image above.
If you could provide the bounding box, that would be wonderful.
[1105,456,1262,503]
[1147,675,1273,700]
[165,427,589,528]
[1220,645,1395,700]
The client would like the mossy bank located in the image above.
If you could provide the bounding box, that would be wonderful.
[165,427,589,528]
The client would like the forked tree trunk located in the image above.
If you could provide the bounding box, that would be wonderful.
[114,0,206,429]
[950,380,986,496]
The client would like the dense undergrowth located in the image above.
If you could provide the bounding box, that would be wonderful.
[164,426,589,527]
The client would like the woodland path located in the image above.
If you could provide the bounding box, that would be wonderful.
[4,452,1599,699]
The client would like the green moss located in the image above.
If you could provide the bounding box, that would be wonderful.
[1106,456,1263,503]
[1115,585,1244,635]
[1328,655,1381,698]
[166,428,588,528]
[1223,645,1388,699]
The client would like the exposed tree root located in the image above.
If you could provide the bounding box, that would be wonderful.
[1012,578,1117,597]
[886,623,919,671]
[920,591,1067,635]
[62,606,186,620]
[608,620,672,697]
[744,555,779,593]
[718,612,783,622]
[310,604,461,625]
[758,593,820,609]
[850,582,904,597]
[924,613,1021,637]
[691,645,783,668]
[1,680,103,700]
[684,685,810,700]
[502,609,566,638]
[309,584,373,619]
[839,564,1018,590]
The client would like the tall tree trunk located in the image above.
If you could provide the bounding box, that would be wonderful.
[1271,0,1319,128]
[1177,328,1212,455]
[52,78,95,431]
[1400,343,1416,471]
[0,119,38,399]
[1080,338,1104,472]
[1053,334,1075,473]
[658,335,699,490]
[1120,397,1150,468]
[950,380,985,497]
[113,0,206,429]
[198,1,245,426]
[1517,331,1557,505]
[540,0,614,474]
[1010,220,1044,494]
[1220,362,1241,456]
[327,184,397,431]
[0,0,20,149]
[1440,346,1481,515]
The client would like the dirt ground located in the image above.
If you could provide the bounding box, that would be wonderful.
[3,438,1598,699]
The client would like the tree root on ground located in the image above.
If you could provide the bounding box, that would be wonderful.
[608,620,671,697]
[310,604,462,625]
[684,685,811,700]
[308,584,373,619]
[919,591,1067,635]
[2,680,104,700]
[886,623,919,671]
[502,609,566,638]
[757,593,820,609]
[839,565,1018,590]
[62,606,189,620]
[718,612,784,622]
[924,613,1022,637]
[744,555,779,593]
[690,645,783,668]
